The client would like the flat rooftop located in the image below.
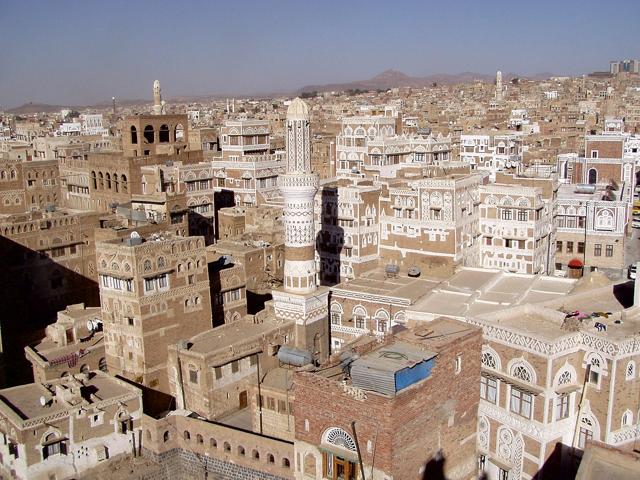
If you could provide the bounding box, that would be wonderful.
[0,372,136,421]
[183,317,290,357]
[332,270,440,305]
[410,268,576,319]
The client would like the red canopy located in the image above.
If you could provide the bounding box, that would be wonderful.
[568,258,584,268]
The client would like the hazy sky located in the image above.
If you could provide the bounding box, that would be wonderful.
[1,0,639,108]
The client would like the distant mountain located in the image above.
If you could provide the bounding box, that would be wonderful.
[6,98,152,115]
[299,69,556,93]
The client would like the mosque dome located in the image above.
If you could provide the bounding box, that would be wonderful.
[286,97,309,121]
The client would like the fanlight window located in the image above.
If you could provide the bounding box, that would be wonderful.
[324,428,357,452]
[481,352,497,369]
[558,371,572,385]
[512,365,532,382]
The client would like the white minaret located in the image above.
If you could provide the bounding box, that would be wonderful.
[279,98,318,294]
[272,98,329,363]
[495,71,503,101]
[153,80,164,115]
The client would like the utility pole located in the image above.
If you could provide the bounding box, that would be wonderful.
[351,421,366,480]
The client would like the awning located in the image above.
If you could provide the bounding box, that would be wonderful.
[568,258,584,268]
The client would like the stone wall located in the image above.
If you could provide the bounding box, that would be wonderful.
[141,448,289,480]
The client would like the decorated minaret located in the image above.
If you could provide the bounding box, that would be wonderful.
[272,98,329,363]
[495,70,503,101]
[152,80,165,115]
[281,98,318,294]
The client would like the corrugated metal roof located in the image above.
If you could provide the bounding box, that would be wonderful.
[350,342,437,396]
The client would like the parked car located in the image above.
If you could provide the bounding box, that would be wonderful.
[628,264,637,280]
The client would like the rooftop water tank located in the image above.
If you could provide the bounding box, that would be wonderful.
[277,346,313,367]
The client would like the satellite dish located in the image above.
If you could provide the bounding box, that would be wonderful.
[39,394,51,407]
[130,231,141,239]
[86,320,94,331]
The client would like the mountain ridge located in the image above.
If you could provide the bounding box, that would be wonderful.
[299,69,556,93]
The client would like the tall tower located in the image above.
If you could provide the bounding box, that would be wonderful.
[281,98,318,294]
[495,71,503,101]
[272,98,329,363]
[153,80,163,115]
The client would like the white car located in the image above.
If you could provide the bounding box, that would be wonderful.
[628,264,637,280]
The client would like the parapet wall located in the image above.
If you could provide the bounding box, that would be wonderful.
[141,414,294,479]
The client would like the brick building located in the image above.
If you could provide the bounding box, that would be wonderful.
[293,318,482,480]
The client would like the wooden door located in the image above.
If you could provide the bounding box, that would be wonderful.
[239,390,248,409]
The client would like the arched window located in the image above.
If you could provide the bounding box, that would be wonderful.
[121,174,128,193]
[282,457,291,468]
[252,449,260,460]
[42,432,66,459]
[375,310,389,333]
[323,427,357,452]
[237,445,245,456]
[353,306,367,329]
[130,126,138,144]
[558,370,572,385]
[588,168,597,184]
[98,172,104,189]
[113,172,119,192]
[512,364,533,383]
[223,442,231,452]
[330,303,342,325]
[159,124,170,143]
[143,125,154,143]
[106,173,111,189]
[175,124,184,141]
[210,438,217,448]
[481,351,497,369]
[595,210,614,230]
[267,453,275,464]
[163,431,170,442]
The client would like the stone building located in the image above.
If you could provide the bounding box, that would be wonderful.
[379,172,487,275]
[479,181,555,274]
[24,303,106,383]
[406,268,640,479]
[211,119,285,207]
[335,115,452,179]
[96,233,212,392]
[0,371,142,480]
[459,133,524,180]
[327,271,438,351]
[249,367,296,441]
[207,251,248,325]
[293,318,482,480]
[167,314,294,420]
[554,183,628,275]
[315,178,382,284]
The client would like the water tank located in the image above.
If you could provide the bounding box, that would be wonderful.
[277,346,312,367]
[408,266,421,277]
[574,184,596,194]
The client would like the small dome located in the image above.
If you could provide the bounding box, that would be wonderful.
[287,97,309,121]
